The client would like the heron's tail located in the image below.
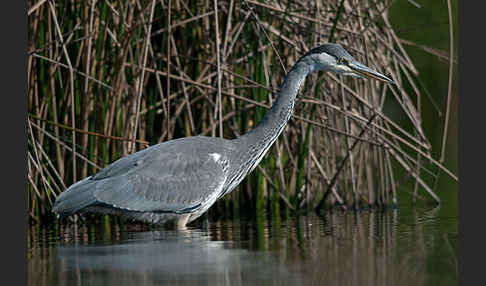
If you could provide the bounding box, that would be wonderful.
[52,176,97,217]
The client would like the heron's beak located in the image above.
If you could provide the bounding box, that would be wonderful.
[348,61,395,84]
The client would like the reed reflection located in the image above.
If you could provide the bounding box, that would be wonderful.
[28,206,456,286]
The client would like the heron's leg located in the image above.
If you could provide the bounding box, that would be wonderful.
[176,214,190,229]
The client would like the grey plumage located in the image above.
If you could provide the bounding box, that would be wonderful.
[53,137,237,224]
[53,43,394,227]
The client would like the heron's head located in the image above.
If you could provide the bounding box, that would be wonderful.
[300,43,395,84]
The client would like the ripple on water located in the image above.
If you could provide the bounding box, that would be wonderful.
[28,208,457,286]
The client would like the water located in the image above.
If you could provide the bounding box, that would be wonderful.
[28,203,457,286]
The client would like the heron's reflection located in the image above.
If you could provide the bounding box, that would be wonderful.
[55,226,302,286]
[29,208,457,286]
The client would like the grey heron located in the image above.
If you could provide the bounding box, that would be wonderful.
[52,43,394,228]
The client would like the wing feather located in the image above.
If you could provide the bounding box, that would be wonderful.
[93,141,228,213]
[53,137,233,216]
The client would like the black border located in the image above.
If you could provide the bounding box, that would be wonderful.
[458,0,482,285]
[4,0,27,284]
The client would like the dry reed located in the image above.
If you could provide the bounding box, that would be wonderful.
[27,0,456,223]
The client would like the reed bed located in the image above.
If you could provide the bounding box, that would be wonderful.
[27,0,456,223]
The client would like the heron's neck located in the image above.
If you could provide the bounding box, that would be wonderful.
[236,60,312,162]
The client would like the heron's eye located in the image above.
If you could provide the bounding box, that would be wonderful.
[338,58,347,65]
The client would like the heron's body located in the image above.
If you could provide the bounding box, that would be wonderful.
[53,44,394,227]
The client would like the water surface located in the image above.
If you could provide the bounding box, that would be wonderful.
[28,203,457,286]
